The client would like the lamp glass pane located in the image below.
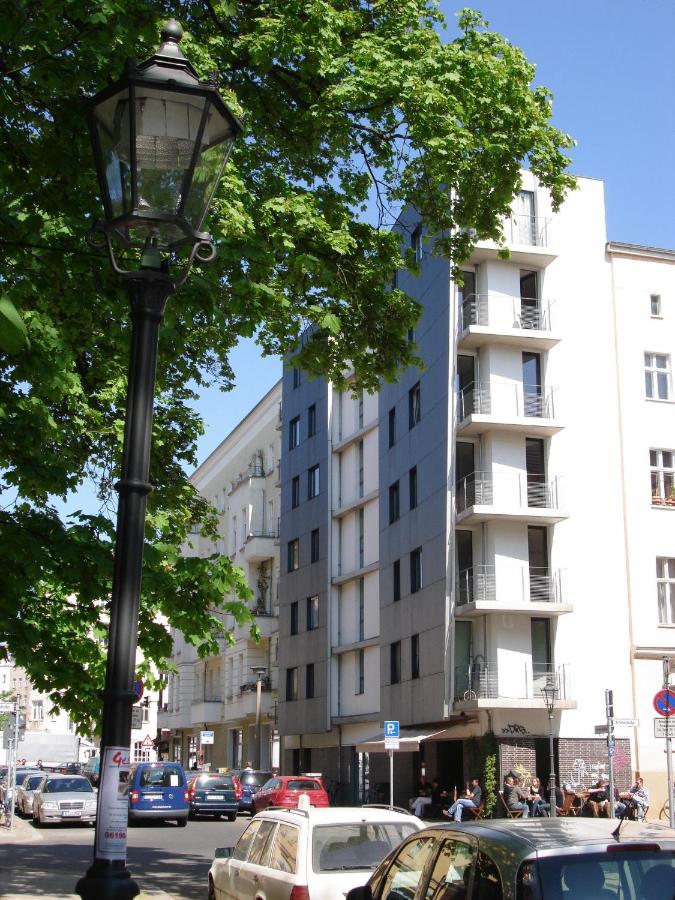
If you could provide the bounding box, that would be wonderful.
[182,125,235,231]
[91,87,132,219]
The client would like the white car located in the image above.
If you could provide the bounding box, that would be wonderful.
[208,801,424,900]
[16,773,46,816]
[32,774,98,826]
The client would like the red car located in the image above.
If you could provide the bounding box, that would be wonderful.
[252,774,330,813]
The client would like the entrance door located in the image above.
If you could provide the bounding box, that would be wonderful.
[520,270,540,329]
[457,354,476,419]
[459,271,477,330]
[455,442,475,510]
[456,531,473,605]
[526,437,546,507]
[531,618,552,693]
[516,190,537,244]
[528,527,550,602]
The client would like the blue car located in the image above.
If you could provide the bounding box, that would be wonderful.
[128,761,189,826]
[229,769,272,815]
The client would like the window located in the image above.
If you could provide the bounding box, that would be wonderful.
[307,595,319,630]
[358,507,365,568]
[411,634,419,679]
[290,601,298,635]
[651,294,662,317]
[31,699,44,721]
[651,449,675,504]
[306,663,315,699]
[308,464,320,499]
[358,439,364,498]
[248,820,276,866]
[287,538,299,572]
[311,528,320,563]
[291,475,300,508]
[268,823,299,873]
[388,407,396,448]
[410,547,422,593]
[308,403,317,437]
[408,382,421,429]
[407,326,416,344]
[358,390,364,428]
[426,839,476,899]
[286,667,298,701]
[393,559,401,603]
[292,367,301,388]
[411,224,423,263]
[133,740,151,763]
[379,837,437,900]
[409,466,418,510]
[645,352,671,400]
[390,641,401,684]
[657,558,675,624]
[358,577,365,641]
[356,648,365,694]
[233,819,262,861]
[389,481,400,524]
[289,416,300,449]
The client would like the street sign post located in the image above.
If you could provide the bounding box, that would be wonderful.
[384,721,399,808]
[132,676,144,703]
[654,718,675,738]
[130,706,142,729]
[594,724,608,734]
[660,661,675,828]
[0,701,16,713]
[653,688,675,717]
[200,730,214,745]
[611,717,639,728]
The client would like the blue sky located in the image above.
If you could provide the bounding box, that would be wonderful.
[192,0,675,467]
[56,1,675,514]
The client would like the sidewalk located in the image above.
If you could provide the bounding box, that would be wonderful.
[0,816,175,900]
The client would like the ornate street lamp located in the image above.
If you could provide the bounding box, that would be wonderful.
[77,21,242,900]
[251,665,268,770]
[541,680,558,818]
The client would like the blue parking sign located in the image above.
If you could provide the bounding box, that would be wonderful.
[384,720,400,738]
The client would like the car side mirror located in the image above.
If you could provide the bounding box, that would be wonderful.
[346,887,373,900]
[214,847,234,859]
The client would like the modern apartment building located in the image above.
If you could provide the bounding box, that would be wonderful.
[158,380,282,771]
[278,173,675,809]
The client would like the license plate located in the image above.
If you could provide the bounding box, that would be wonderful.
[143,793,162,800]
[207,793,224,799]
[62,809,81,817]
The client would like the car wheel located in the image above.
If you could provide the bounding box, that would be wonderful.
[176,816,188,827]
[208,876,216,900]
[227,812,236,822]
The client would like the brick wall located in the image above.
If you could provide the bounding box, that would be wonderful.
[558,737,632,790]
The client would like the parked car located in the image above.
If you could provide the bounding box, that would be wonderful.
[228,768,273,815]
[16,773,46,817]
[56,761,84,775]
[128,761,189,826]
[187,772,239,821]
[252,774,330,813]
[345,817,675,900]
[208,801,425,900]
[82,755,100,786]
[32,774,97,826]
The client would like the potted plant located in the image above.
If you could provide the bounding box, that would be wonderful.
[666,488,675,507]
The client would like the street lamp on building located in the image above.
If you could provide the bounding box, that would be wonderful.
[77,21,242,900]
[540,680,558,818]
[251,666,268,770]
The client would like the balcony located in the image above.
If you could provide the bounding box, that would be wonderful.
[454,662,576,710]
[469,214,558,267]
[456,471,567,525]
[457,382,562,436]
[224,682,275,721]
[232,608,279,641]
[457,294,560,351]
[243,529,278,562]
[189,700,223,725]
[455,565,571,616]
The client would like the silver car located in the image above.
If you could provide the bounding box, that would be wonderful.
[32,774,98,826]
[16,773,46,817]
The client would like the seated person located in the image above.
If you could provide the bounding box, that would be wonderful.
[444,777,482,821]
[528,776,549,817]
[616,776,650,819]
[503,775,530,817]
[410,774,432,817]
[584,778,610,818]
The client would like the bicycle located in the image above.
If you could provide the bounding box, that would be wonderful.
[659,798,670,822]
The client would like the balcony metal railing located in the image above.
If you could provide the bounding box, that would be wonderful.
[456,565,564,606]
[454,661,570,702]
[455,471,561,513]
[457,382,557,422]
[504,214,550,247]
[458,294,554,333]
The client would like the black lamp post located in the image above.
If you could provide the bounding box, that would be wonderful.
[77,21,242,900]
[541,681,558,818]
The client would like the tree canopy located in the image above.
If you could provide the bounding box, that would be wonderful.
[0,0,574,731]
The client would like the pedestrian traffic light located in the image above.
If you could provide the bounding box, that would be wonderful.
[605,689,614,720]
[17,711,26,739]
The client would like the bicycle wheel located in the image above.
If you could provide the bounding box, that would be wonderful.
[659,800,670,821]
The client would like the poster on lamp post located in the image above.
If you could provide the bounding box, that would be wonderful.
[95,746,131,861]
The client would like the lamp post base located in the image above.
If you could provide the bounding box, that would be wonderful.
[76,860,139,900]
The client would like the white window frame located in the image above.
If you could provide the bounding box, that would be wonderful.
[651,294,662,317]
[656,557,675,625]
[650,449,675,504]
[645,352,671,400]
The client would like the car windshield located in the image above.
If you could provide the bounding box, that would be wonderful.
[286,779,321,792]
[312,822,419,873]
[25,776,44,790]
[44,778,92,793]
[240,772,272,787]
[139,766,183,788]
[197,775,234,789]
[525,851,675,899]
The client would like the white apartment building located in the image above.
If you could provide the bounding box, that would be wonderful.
[277,173,674,810]
[158,381,282,771]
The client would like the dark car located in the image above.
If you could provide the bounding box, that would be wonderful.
[187,772,239,821]
[346,818,675,900]
[229,769,272,815]
[56,761,84,775]
[128,761,189,826]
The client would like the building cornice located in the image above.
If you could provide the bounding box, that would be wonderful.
[606,241,675,262]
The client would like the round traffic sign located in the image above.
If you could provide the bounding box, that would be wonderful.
[653,688,675,717]
[132,676,144,703]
